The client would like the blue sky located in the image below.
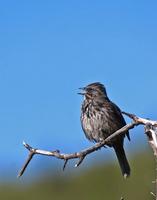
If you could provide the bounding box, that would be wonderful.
[1,1,157,179]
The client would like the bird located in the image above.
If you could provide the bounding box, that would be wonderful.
[79,82,130,178]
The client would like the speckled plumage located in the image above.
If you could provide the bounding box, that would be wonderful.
[80,82,130,177]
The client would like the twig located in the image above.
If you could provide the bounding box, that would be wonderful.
[63,159,68,171]
[18,112,157,179]
[17,151,35,178]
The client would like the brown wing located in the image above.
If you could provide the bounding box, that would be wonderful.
[108,101,130,141]
[101,100,130,141]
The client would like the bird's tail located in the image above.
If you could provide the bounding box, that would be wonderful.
[114,145,130,178]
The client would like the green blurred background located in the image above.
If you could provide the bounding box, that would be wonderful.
[1,149,155,200]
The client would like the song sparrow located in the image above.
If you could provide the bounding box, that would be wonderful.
[79,82,130,177]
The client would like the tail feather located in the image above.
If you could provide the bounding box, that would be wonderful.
[114,145,130,178]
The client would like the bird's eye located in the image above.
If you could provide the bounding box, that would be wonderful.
[87,88,93,93]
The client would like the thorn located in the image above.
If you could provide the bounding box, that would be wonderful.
[63,159,68,171]
[17,173,21,179]
[23,142,33,151]
[122,111,137,120]
[75,156,85,168]
[51,150,60,153]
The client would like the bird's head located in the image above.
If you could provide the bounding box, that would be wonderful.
[78,82,108,100]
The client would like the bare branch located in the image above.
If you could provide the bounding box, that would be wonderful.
[122,111,157,126]
[18,112,157,178]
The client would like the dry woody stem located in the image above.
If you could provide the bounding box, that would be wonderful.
[18,112,157,183]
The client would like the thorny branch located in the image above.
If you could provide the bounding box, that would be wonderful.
[18,112,157,179]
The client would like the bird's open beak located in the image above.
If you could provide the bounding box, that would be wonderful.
[78,87,86,95]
